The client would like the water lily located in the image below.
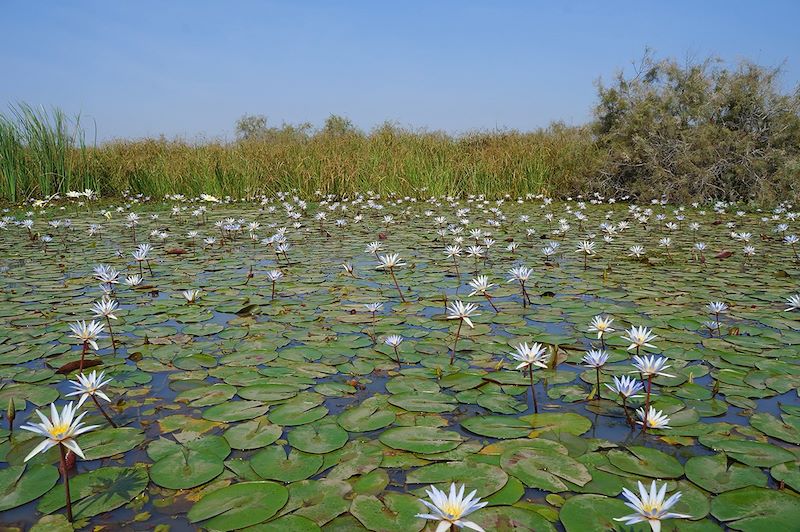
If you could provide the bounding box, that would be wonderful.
[509,342,548,413]
[416,483,487,532]
[21,402,99,522]
[376,253,407,302]
[583,348,609,400]
[636,406,671,430]
[631,355,674,378]
[182,289,201,304]
[68,320,104,371]
[125,274,143,287]
[468,275,499,312]
[91,297,119,352]
[615,480,691,532]
[446,300,480,364]
[67,370,116,427]
[384,335,403,367]
[622,325,657,354]
[576,240,595,269]
[785,294,800,312]
[605,374,644,425]
[588,315,614,348]
[632,355,674,431]
[266,269,283,300]
[506,265,533,307]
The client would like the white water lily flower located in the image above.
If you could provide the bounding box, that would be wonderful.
[467,275,495,296]
[632,355,675,378]
[66,370,113,407]
[446,300,480,328]
[384,335,403,347]
[582,348,609,368]
[615,480,691,532]
[125,274,143,286]
[68,320,104,351]
[416,483,487,532]
[266,269,284,281]
[364,302,383,313]
[784,294,800,312]
[376,253,405,270]
[509,342,548,370]
[636,406,672,430]
[706,301,728,314]
[588,315,615,338]
[20,402,99,461]
[622,325,657,351]
[182,289,201,303]
[605,375,644,398]
[91,298,118,320]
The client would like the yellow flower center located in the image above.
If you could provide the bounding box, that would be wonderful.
[441,503,463,520]
[48,423,70,441]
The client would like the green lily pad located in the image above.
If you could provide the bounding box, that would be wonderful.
[150,447,224,489]
[379,426,464,454]
[406,460,509,497]
[770,460,800,491]
[685,453,767,493]
[279,478,352,526]
[387,391,457,413]
[38,465,148,519]
[337,397,396,432]
[251,445,323,482]
[462,415,531,439]
[749,412,800,445]
[203,400,269,422]
[711,486,800,530]
[477,505,557,532]
[559,494,644,532]
[80,427,145,460]
[698,436,795,468]
[0,464,59,511]
[224,417,283,450]
[500,441,591,492]
[188,481,289,531]
[521,412,593,436]
[607,446,683,479]
[349,492,425,532]
[268,393,328,426]
[288,421,348,454]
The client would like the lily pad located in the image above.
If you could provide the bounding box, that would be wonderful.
[711,486,800,530]
[188,481,289,531]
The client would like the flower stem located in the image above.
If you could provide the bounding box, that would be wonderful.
[80,343,87,372]
[389,269,406,303]
[105,317,116,354]
[529,367,538,413]
[450,319,463,365]
[485,294,499,313]
[595,367,601,400]
[92,395,117,428]
[59,443,73,522]
[643,375,653,432]
[621,395,633,426]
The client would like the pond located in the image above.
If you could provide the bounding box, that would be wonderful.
[0,194,798,531]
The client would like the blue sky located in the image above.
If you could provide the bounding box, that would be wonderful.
[1,1,797,141]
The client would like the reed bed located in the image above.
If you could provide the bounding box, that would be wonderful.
[0,106,601,201]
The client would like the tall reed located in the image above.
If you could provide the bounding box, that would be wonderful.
[0,103,92,201]
[0,104,608,201]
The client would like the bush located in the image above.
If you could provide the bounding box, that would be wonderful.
[594,52,800,202]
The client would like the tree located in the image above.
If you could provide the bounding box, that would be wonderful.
[320,114,360,137]
[235,114,269,141]
[593,52,800,202]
